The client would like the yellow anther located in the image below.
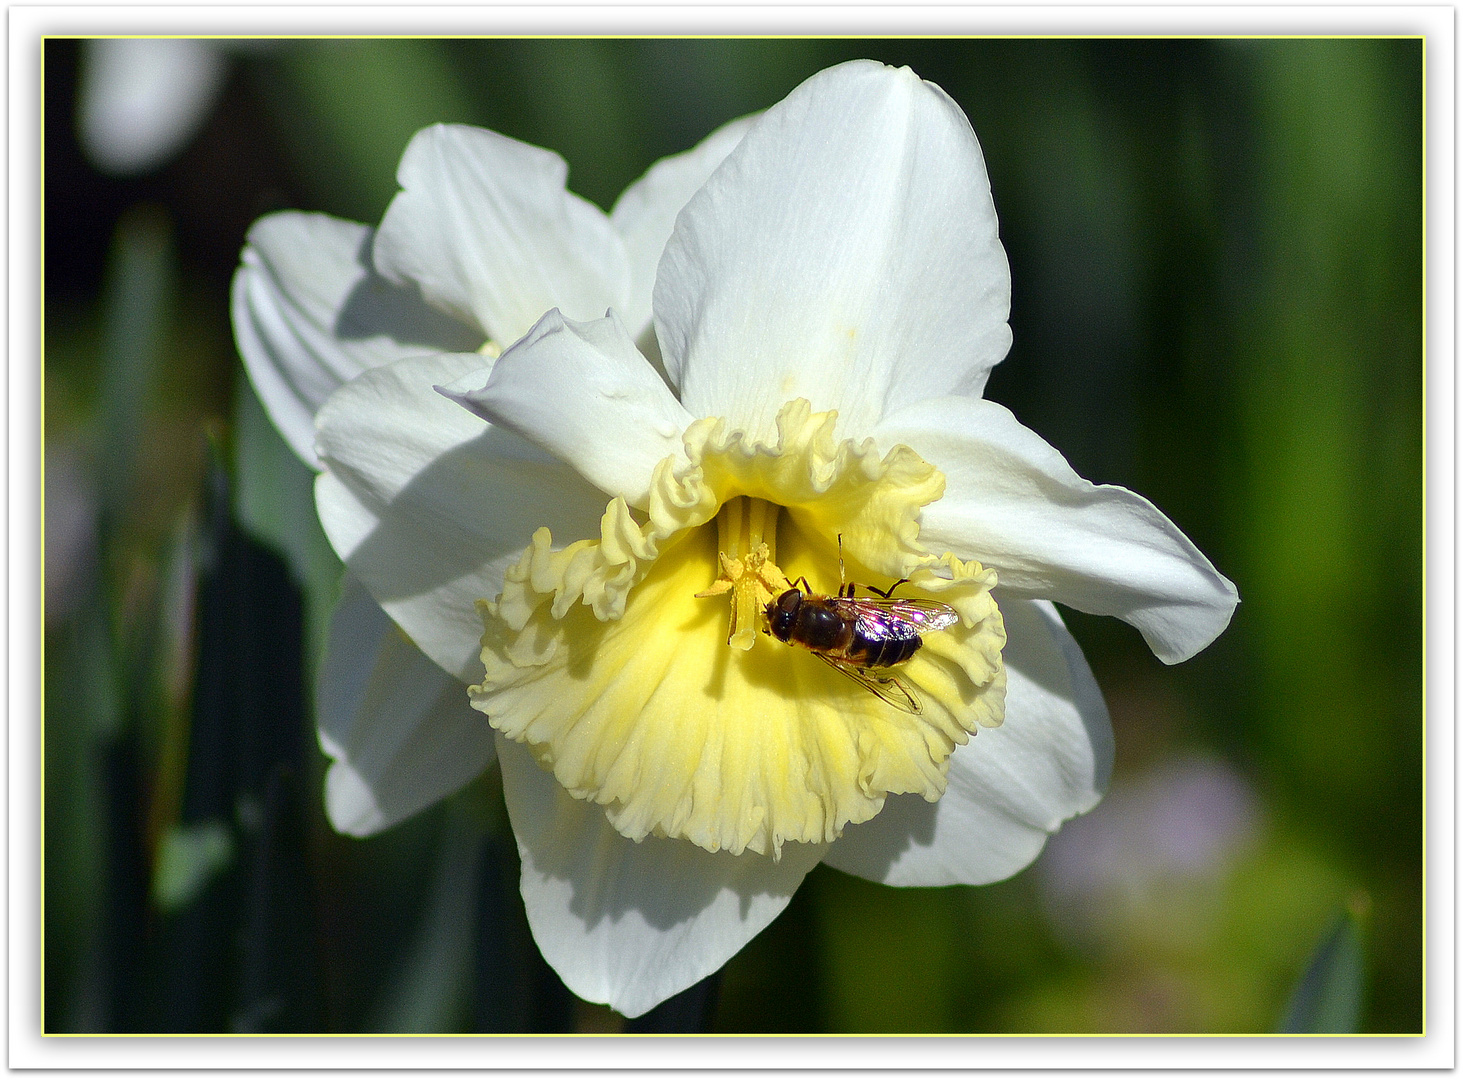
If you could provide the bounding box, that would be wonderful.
[696,531,791,650]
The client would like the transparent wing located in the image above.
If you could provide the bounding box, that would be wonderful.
[815,653,923,715]
[833,596,959,642]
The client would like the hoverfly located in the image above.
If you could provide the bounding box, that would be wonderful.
[764,539,958,714]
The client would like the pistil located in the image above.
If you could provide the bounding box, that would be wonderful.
[695,496,791,650]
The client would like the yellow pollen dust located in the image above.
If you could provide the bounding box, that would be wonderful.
[694,496,791,651]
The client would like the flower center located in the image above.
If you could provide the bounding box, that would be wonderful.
[694,496,791,651]
[470,400,1007,857]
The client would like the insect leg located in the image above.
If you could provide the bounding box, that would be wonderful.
[862,578,911,599]
[813,653,923,715]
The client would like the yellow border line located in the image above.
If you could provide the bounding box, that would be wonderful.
[1417,31,1428,1041]
[39,33,1428,41]
[38,37,48,1039]
[37,34,1429,1040]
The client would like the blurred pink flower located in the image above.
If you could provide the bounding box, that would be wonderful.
[1039,756,1260,944]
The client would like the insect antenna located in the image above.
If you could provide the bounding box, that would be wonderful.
[836,534,854,597]
[835,534,910,599]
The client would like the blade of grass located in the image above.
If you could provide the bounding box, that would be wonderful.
[1278,896,1368,1033]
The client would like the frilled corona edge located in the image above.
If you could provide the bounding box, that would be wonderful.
[470,400,1007,858]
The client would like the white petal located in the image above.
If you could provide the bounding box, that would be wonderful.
[610,113,759,345]
[443,310,694,509]
[232,211,481,467]
[78,39,226,175]
[318,575,494,836]
[875,396,1239,664]
[655,60,1011,443]
[314,352,608,681]
[823,598,1112,887]
[374,123,630,346]
[497,736,825,1018]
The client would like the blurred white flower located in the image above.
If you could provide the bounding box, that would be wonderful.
[77,38,229,176]
[285,60,1238,1016]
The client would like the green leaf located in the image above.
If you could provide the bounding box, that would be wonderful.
[1278,900,1367,1032]
[96,204,174,527]
[152,819,235,912]
[232,375,342,669]
[371,796,487,1033]
[258,40,480,223]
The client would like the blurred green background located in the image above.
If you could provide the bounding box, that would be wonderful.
[42,38,1423,1034]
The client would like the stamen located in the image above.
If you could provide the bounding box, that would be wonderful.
[473,400,1004,857]
[695,496,790,651]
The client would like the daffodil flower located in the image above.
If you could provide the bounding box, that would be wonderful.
[232,112,754,834]
[303,60,1239,1017]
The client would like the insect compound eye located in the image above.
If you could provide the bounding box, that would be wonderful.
[767,589,800,640]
